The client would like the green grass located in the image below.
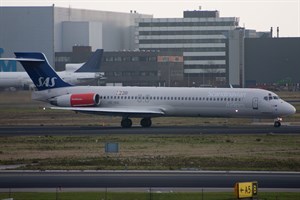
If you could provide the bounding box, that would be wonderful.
[1,134,300,171]
[0,192,299,200]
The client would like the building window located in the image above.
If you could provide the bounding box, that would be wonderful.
[114,57,122,62]
[131,56,139,61]
[104,57,114,62]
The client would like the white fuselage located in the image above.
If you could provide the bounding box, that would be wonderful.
[33,86,296,119]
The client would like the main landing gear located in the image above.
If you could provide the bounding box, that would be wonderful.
[121,118,132,128]
[140,117,152,128]
[121,117,152,128]
[274,117,282,127]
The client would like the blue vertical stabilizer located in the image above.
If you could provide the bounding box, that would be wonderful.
[75,49,103,72]
[14,52,72,91]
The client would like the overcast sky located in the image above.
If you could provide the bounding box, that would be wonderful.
[1,0,299,37]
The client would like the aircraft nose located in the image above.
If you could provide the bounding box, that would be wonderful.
[278,101,296,116]
[286,103,296,116]
[290,104,296,115]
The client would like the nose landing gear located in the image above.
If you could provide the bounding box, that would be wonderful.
[274,117,282,127]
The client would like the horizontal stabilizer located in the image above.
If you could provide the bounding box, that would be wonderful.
[0,58,44,62]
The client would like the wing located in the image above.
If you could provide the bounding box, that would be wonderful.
[50,106,165,118]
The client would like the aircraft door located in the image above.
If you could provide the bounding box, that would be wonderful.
[252,97,258,110]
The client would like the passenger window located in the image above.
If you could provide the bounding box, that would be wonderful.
[264,96,268,101]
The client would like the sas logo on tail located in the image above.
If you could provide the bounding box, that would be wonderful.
[37,77,57,87]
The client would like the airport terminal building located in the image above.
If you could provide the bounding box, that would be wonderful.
[1,6,299,88]
[0,6,151,68]
[136,10,239,86]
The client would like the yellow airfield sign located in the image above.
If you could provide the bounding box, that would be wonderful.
[234,181,258,199]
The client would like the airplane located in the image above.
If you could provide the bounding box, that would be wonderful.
[7,52,297,128]
[0,49,104,89]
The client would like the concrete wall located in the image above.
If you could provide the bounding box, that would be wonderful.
[62,21,102,52]
[62,22,89,51]
[54,7,151,51]
[0,6,152,70]
[245,38,300,85]
[228,29,245,87]
[0,6,54,69]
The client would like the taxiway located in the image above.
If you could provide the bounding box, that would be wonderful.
[0,125,300,136]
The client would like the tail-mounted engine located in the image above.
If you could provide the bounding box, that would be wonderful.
[50,93,100,107]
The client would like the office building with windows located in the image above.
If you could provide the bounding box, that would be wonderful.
[136,10,239,86]
[56,47,184,87]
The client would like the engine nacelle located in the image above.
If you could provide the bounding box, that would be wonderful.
[50,93,100,107]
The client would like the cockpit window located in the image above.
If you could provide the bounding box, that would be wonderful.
[264,95,279,101]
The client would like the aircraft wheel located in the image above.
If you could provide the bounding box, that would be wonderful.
[140,118,152,128]
[274,121,281,127]
[121,118,132,128]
